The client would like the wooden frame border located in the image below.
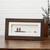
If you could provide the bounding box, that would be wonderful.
[5,18,44,40]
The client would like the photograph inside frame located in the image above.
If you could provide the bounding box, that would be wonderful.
[8,22,41,37]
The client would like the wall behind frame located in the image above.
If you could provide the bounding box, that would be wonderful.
[0,0,48,35]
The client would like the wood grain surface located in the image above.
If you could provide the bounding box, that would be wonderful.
[0,36,50,50]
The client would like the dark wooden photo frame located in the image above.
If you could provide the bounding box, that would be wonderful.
[5,18,44,40]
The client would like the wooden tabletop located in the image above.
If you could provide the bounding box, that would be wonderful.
[0,36,50,50]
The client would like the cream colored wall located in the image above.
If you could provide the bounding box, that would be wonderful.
[0,0,48,35]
